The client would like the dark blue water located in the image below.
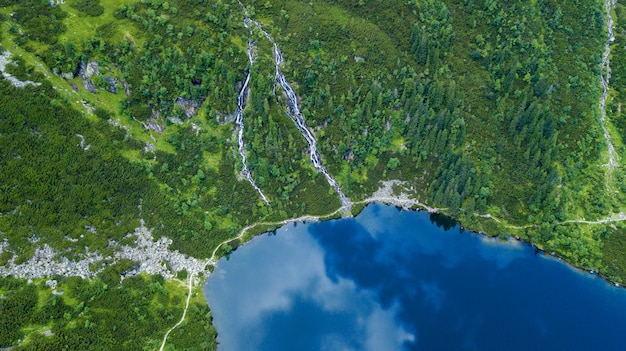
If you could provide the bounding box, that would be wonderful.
[204,204,626,350]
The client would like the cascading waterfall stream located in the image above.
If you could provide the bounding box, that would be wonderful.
[600,0,619,174]
[239,3,353,211]
[234,35,270,205]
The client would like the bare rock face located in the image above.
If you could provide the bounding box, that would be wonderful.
[216,111,236,125]
[175,97,200,118]
[343,148,354,161]
[103,76,117,94]
[79,60,99,79]
[144,142,156,153]
[82,79,97,93]
[70,82,78,92]
[167,116,184,125]
[60,72,74,80]
[120,80,130,97]
[145,119,165,134]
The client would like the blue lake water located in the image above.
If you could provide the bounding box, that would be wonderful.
[204,204,626,350]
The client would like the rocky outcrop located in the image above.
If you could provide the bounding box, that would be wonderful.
[0,221,206,281]
[0,238,8,255]
[114,222,205,279]
[145,118,165,134]
[78,60,101,94]
[0,244,104,280]
[216,111,237,125]
[167,116,184,125]
[75,134,91,150]
[175,97,200,118]
[103,76,117,94]
[0,51,41,88]
[60,72,74,80]
[82,79,97,93]
[79,60,99,79]
[144,142,156,153]
[121,80,130,97]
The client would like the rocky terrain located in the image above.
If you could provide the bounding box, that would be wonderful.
[0,220,206,281]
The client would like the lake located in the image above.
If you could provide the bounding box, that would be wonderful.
[204,204,626,350]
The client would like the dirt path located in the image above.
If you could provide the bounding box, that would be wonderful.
[159,274,194,351]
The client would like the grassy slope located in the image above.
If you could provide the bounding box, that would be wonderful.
[1,0,626,349]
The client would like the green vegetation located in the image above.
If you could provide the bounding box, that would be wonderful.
[0,275,215,350]
[1,0,625,349]
[244,0,621,269]
[603,1,626,281]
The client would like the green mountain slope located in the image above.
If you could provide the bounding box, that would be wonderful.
[1,0,625,349]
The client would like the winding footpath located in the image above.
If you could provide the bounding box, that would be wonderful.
[600,0,619,174]
[158,274,194,351]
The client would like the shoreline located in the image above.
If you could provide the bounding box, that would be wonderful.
[198,197,623,351]
[205,192,624,290]
[167,182,625,349]
[202,180,626,288]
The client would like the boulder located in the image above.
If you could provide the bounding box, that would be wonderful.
[60,72,74,80]
[175,97,200,118]
[103,76,117,94]
[82,79,97,94]
[79,60,99,79]
[145,119,164,134]
[167,116,184,125]
[120,80,130,97]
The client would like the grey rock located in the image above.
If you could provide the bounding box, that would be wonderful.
[216,111,236,125]
[82,79,97,94]
[0,220,206,283]
[79,60,99,79]
[175,97,200,118]
[167,116,184,125]
[144,142,155,153]
[145,119,164,134]
[103,76,117,94]
[343,148,354,161]
[0,51,41,88]
[70,82,78,92]
[60,72,74,80]
[120,80,130,97]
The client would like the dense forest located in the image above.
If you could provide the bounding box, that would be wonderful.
[1,0,626,349]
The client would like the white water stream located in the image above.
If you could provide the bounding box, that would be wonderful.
[240,4,352,211]
[233,33,270,205]
[600,0,619,173]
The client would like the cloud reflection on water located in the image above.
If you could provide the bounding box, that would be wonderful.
[206,204,626,351]
[347,204,525,270]
[205,219,415,351]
